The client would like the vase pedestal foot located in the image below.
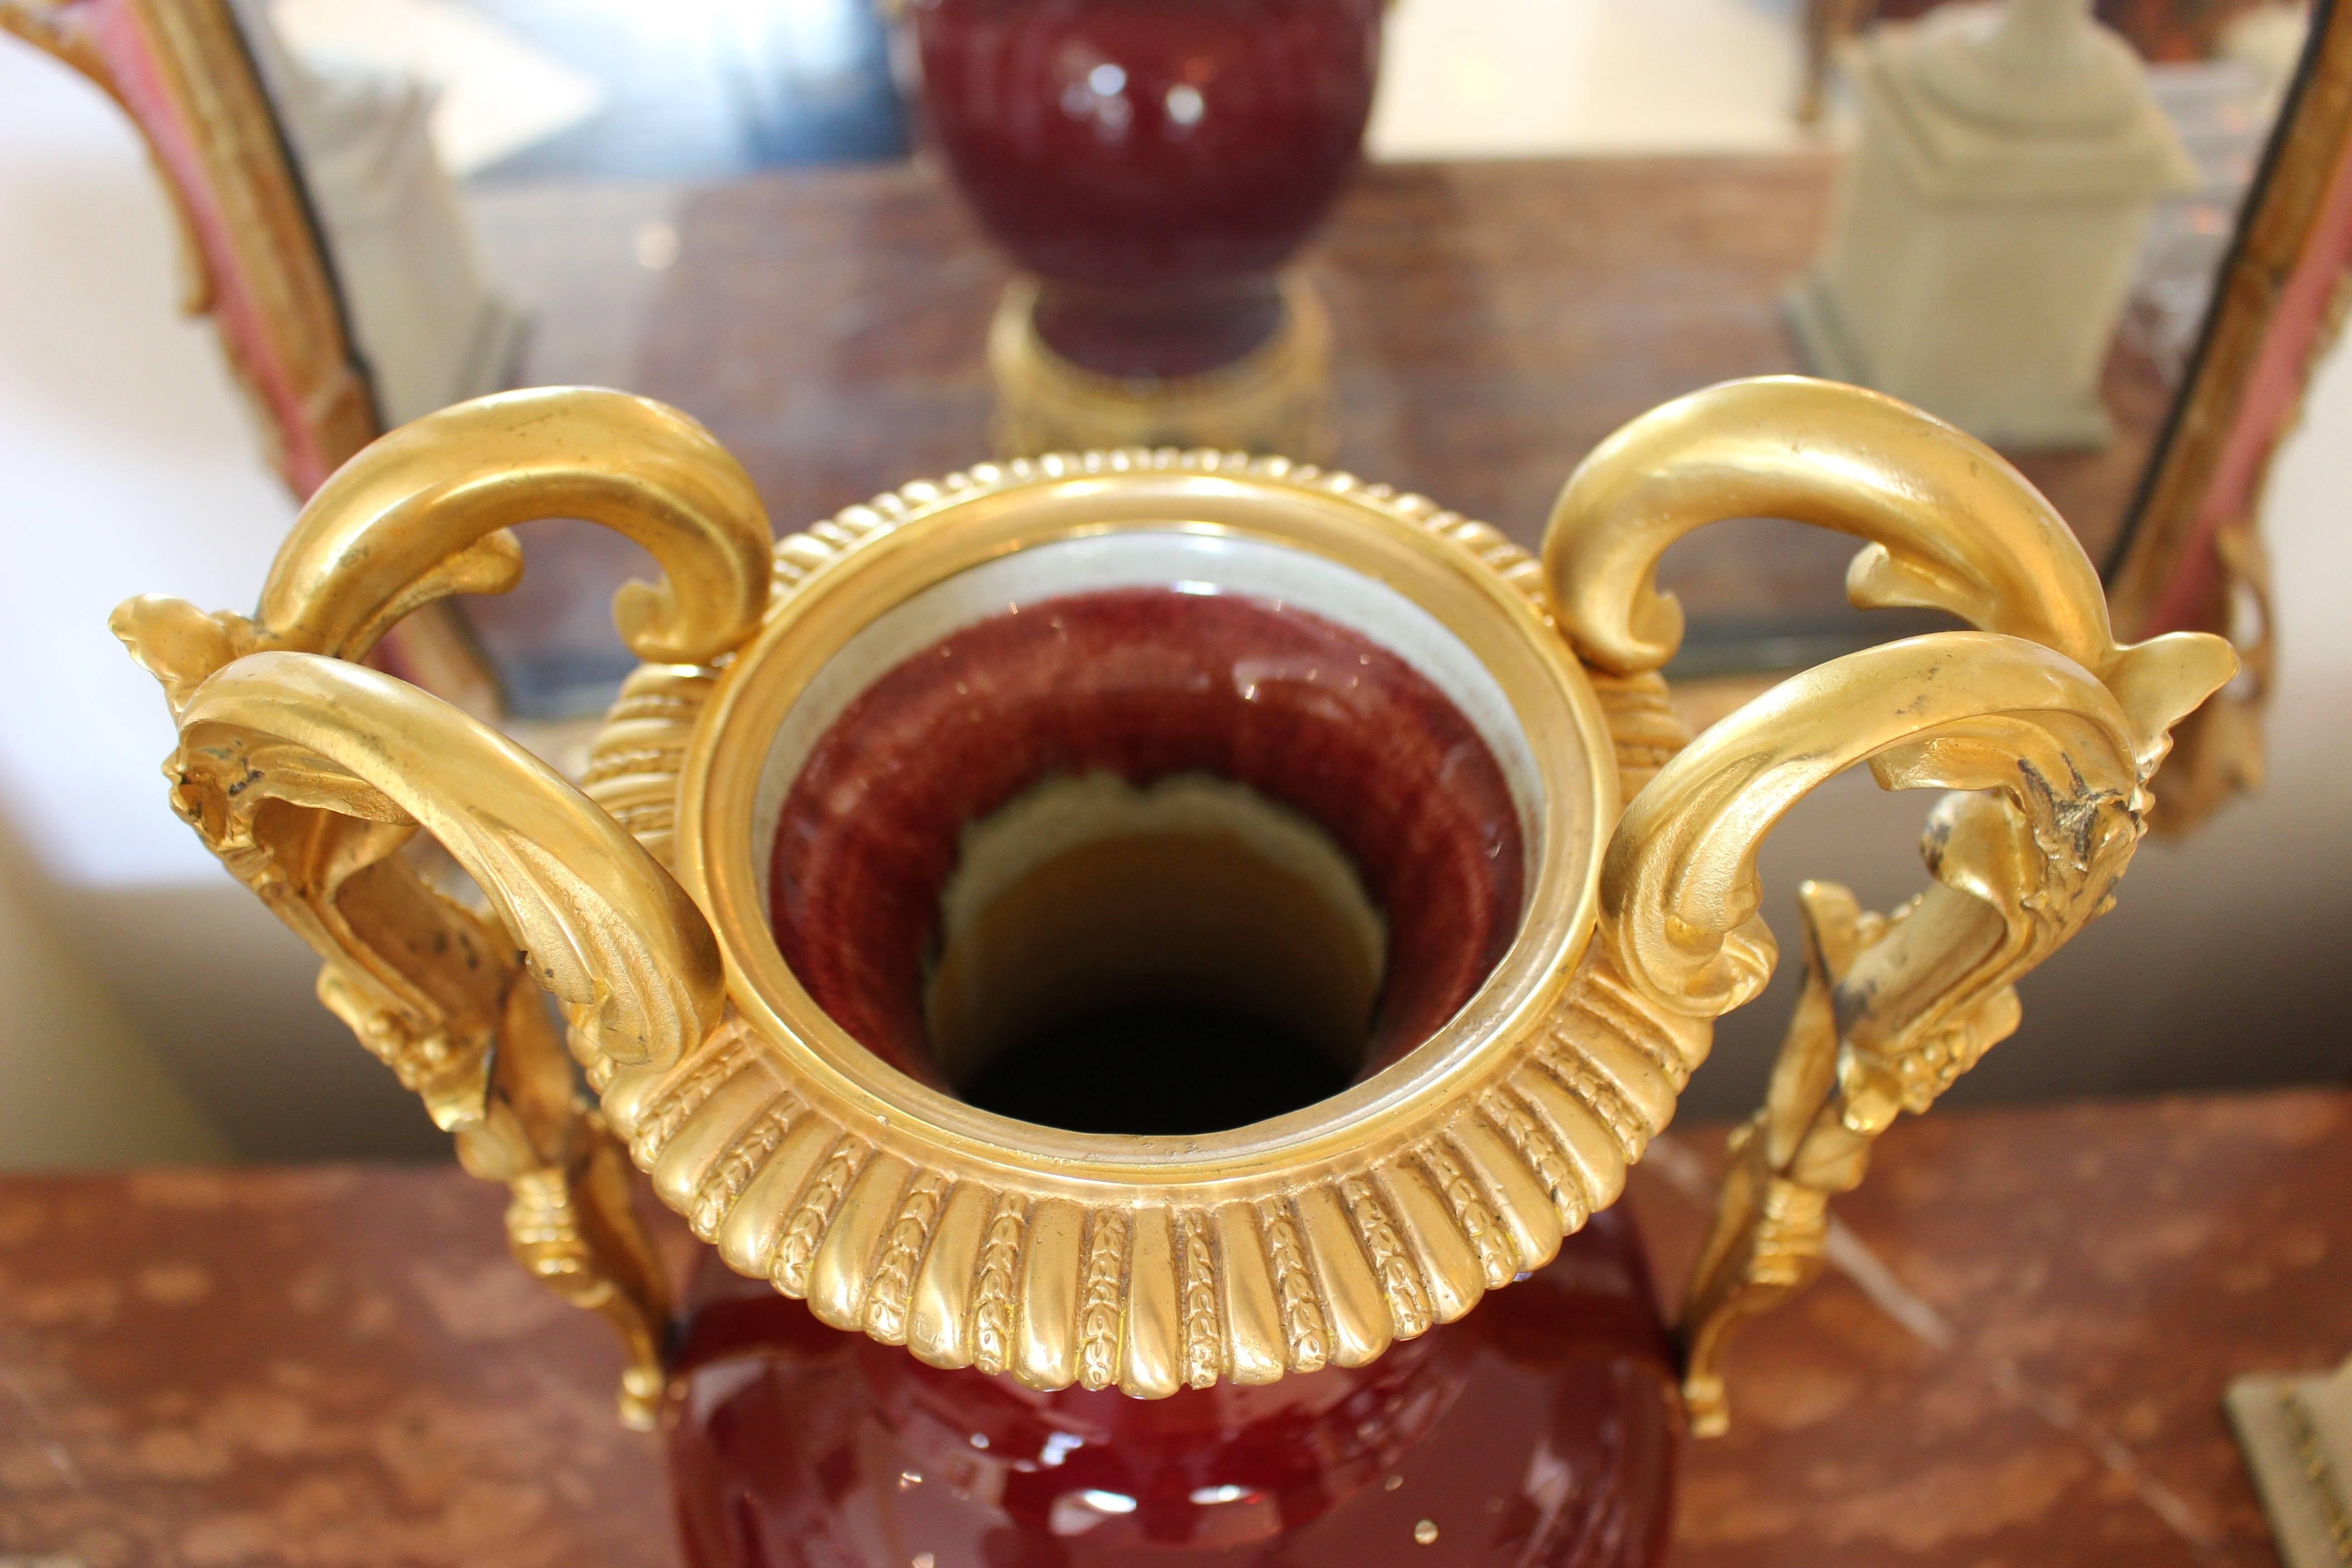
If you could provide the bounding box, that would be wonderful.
[987,273,1334,460]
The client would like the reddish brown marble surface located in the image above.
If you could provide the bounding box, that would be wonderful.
[1639,1090,2352,1565]
[4,1088,2344,1566]
[0,1169,675,1567]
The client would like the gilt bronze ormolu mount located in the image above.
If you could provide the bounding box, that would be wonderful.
[113,376,2230,1562]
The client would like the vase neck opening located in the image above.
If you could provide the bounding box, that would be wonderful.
[754,530,1543,1138]
[926,769,1387,1132]
[1030,276,1289,380]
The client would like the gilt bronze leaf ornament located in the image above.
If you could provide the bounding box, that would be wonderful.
[1545,377,2234,1432]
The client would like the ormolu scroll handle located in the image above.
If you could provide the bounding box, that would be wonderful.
[1602,632,2145,1017]
[111,386,769,1430]
[1601,630,2229,1436]
[176,651,727,1080]
[115,387,775,715]
[1544,375,2110,670]
[1544,376,2151,704]
[1548,376,2237,1437]
[169,650,730,1425]
[261,386,772,663]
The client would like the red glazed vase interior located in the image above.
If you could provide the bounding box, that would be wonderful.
[759,530,1539,1135]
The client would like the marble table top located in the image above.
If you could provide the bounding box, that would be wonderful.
[2,1087,2344,1566]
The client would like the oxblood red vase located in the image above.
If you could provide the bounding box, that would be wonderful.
[661,541,1681,1568]
[120,381,2221,1568]
[670,1213,1677,1568]
[903,0,1382,453]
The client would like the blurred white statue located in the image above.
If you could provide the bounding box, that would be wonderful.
[1790,0,2197,449]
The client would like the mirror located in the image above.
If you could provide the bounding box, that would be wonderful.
[4,0,2328,767]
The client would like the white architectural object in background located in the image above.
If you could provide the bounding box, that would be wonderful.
[1369,0,1816,160]
[0,850,226,1169]
[1789,0,2197,449]
[237,3,528,424]
[2230,1357,2352,1568]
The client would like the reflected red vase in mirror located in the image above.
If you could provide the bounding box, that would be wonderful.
[903,0,1382,453]
[668,1207,1679,1568]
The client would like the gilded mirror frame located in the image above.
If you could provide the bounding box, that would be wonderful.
[2105,0,2352,827]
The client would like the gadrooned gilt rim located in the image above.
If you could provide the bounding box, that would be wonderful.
[576,448,1710,1398]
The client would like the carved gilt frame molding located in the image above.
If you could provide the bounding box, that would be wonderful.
[2109,0,2352,826]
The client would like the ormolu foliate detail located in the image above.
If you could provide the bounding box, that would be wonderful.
[1420,1141,1519,1289]
[1342,1178,1434,1340]
[581,665,721,872]
[1476,1086,1591,1237]
[1258,1197,1332,1374]
[1532,1030,1658,1165]
[1544,375,2239,1435]
[1587,672,1687,799]
[1077,1213,1131,1392]
[691,1097,802,1240]
[969,1196,1030,1377]
[1177,1211,1224,1389]
[631,1026,757,1168]
[772,1138,869,1298]
[863,1172,954,1344]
